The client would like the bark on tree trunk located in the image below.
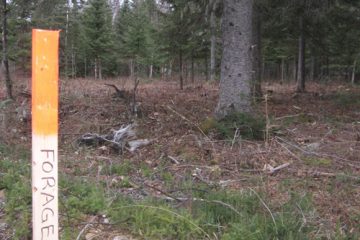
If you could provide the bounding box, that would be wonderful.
[310,55,315,81]
[179,50,184,90]
[326,56,329,79]
[352,59,357,85]
[293,58,297,82]
[2,0,13,99]
[65,2,70,80]
[215,0,253,119]
[84,56,87,78]
[281,58,285,83]
[169,60,173,78]
[161,66,165,80]
[99,59,102,80]
[205,55,209,81]
[94,58,98,79]
[129,59,134,78]
[296,15,306,92]
[191,51,195,83]
[149,65,153,79]
[210,0,218,82]
[71,45,76,78]
[111,0,121,25]
[252,2,262,99]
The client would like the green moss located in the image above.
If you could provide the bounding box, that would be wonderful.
[200,113,266,140]
[217,113,266,140]
[199,117,218,134]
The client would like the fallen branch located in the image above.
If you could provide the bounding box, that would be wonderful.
[128,139,151,152]
[166,105,208,138]
[168,155,180,164]
[78,124,149,153]
[143,182,182,202]
[76,216,96,240]
[276,136,360,169]
[263,162,291,174]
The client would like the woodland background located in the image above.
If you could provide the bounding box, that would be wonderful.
[1,0,360,89]
[0,0,360,240]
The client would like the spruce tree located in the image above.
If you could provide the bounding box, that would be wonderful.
[115,0,162,78]
[81,0,113,79]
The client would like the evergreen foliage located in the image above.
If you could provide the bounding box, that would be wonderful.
[2,0,360,82]
[81,0,113,78]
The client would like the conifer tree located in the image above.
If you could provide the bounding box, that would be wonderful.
[115,0,162,78]
[81,0,113,79]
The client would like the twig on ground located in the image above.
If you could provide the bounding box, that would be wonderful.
[276,136,360,168]
[166,105,208,139]
[231,128,240,150]
[263,162,291,174]
[275,113,302,120]
[76,216,96,240]
[168,155,180,164]
[275,139,302,161]
[143,182,181,202]
[166,105,218,157]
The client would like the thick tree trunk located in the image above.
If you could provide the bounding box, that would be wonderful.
[296,15,306,92]
[2,0,13,99]
[252,2,262,99]
[210,0,218,82]
[215,0,253,119]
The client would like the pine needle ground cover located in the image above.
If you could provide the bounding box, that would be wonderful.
[0,79,359,239]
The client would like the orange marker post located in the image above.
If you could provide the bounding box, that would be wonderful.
[32,29,60,240]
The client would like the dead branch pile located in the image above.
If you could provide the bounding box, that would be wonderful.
[78,124,150,153]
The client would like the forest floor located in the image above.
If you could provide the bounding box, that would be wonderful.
[0,77,360,239]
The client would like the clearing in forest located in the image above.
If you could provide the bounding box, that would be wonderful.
[0,78,359,239]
